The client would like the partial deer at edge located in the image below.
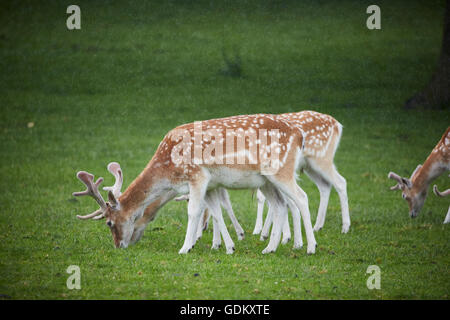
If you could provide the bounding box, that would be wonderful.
[388,127,450,223]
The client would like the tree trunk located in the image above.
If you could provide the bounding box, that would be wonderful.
[405,0,450,109]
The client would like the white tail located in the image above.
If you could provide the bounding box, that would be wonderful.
[73,113,318,254]
[389,127,450,222]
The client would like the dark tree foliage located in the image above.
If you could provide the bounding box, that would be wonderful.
[405,0,450,109]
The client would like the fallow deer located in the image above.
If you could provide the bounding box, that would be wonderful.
[388,127,450,223]
[73,113,318,254]
[255,111,350,242]
[171,111,349,250]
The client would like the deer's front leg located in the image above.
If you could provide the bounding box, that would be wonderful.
[206,189,235,254]
[260,184,288,254]
[179,180,208,254]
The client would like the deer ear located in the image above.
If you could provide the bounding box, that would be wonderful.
[108,190,120,210]
[401,177,412,189]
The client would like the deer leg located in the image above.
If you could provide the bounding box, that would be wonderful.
[196,208,209,241]
[287,197,303,249]
[202,208,210,231]
[179,180,208,254]
[330,166,350,233]
[218,188,245,240]
[307,160,350,233]
[304,167,332,232]
[281,209,291,244]
[260,183,288,254]
[253,189,266,235]
[268,176,316,254]
[259,193,292,244]
[208,192,222,250]
[211,215,222,249]
[205,189,235,254]
[260,205,273,241]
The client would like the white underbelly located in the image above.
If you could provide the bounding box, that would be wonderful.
[172,183,190,195]
[207,167,266,190]
[172,167,267,196]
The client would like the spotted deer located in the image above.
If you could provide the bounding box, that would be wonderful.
[254,111,350,241]
[172,111,349,250]
[73,113,318,254]
[388,127,450,223]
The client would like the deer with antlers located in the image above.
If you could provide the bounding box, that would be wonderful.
[174,111,349,249]
[388,127,450,223]
[73,113,318,254]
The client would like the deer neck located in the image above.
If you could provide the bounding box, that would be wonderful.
[412,153,446,194]
[118,161,175,220]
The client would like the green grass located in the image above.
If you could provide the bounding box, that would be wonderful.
[0,0,449,299]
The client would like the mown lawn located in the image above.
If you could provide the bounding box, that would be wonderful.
[0,0,449,299]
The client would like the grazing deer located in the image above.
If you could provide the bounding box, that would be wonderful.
[73,113,318,254]
[171,111,348,249]
[388,127,450,223]
[254,111,350,238]
[433,179,450,224]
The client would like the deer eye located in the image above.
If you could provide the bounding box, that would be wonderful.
[106,220,114,227]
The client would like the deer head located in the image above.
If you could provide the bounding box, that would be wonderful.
[388,164,427,218]
[73,162,135,248]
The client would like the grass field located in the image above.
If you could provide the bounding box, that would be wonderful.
[0,0,449,300]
